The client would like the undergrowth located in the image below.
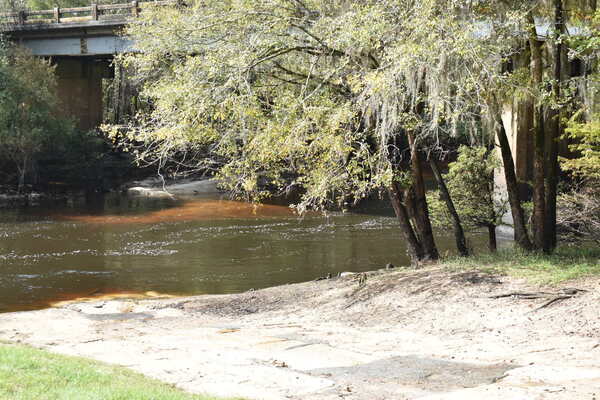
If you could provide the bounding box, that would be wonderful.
[444,246,600,284]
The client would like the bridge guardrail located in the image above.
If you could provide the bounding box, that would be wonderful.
[0,1,174,27]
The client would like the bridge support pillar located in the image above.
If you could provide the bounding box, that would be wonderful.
[54,57,112,131]
[501,99,535,183]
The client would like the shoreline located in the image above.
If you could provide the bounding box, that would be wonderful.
[0,175,221,209]
[1,266,599,399]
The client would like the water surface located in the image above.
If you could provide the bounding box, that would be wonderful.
[0,194,486,312]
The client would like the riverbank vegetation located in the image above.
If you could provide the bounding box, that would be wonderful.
[428,146,508,253]
[110,0,600,263]
[0,41,137,198]
[446,246,600,284]
[0,343,234,400]
[0,42,69,193]
[1,0,599,263]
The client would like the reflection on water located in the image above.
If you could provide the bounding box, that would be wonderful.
[58,200,299,224]
[0,193,491,313]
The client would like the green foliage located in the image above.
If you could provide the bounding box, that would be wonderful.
[567,9,600,60]
[429,146,507,231]
[0,42,122,190]
[0,42,72,190]
[562,8,600,182]
[118,0,521,211]
[562,114,600,180]
[0,344,237,400]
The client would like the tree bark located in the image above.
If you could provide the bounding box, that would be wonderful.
[495,110,533,251]
[402,185,421,241]
[488,224,497,253]
[388,182,425,265]
[545,0,563,252]
[429,157,469,257]
[17,156,27,195]
[407,130,439,261]
[527,11,547,251]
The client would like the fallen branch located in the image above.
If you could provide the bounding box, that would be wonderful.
[490,291,554,299]
[534,296,573,311]
[490,288,587,300]
[490,288,587,311]
[80,338,103,343]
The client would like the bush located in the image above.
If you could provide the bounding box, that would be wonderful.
[558,114,600,244]
[556,184,600,244]
[0,42,75,191]
[0,43,132,193]
[562,115,600,181]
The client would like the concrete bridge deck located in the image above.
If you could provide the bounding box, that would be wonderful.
[0,1,171,56]
[1,1,173,129]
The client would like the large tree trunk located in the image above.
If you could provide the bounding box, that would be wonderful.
[487,224,498,253]
[385,128,434,265]
[388,182,425,265]
[407,130,439,261]
[429,158,469,257]
[527,11,547,251]
[545,0,563,252]
[494,109,533,251]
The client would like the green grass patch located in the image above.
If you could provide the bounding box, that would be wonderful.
[444,246,600,284]
[0,344,238,400]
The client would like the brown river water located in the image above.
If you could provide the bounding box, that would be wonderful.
[0,193,494,313]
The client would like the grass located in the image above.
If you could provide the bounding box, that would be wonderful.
[0,343,237,400]
[444,245,600,284]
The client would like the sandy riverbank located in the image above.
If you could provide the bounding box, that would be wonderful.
[1,267,599,400]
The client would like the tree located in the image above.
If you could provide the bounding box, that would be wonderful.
[121,0,480,264]
[118,0,598,260]
[429,146,508,252]
[462,0,598,253]
[429,157,469,257]
[0,43,69,192]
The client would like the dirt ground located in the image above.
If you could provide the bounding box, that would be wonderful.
[1,267,599,400]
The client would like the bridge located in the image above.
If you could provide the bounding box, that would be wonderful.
[1,2,170,130]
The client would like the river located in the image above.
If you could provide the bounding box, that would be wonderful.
[0,193,492,312]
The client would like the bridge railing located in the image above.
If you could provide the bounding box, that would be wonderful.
[0,1,173,26]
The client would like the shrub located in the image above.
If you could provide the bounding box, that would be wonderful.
[429,146,508,251]
[556,184,600,244]
[0,42,72,192]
